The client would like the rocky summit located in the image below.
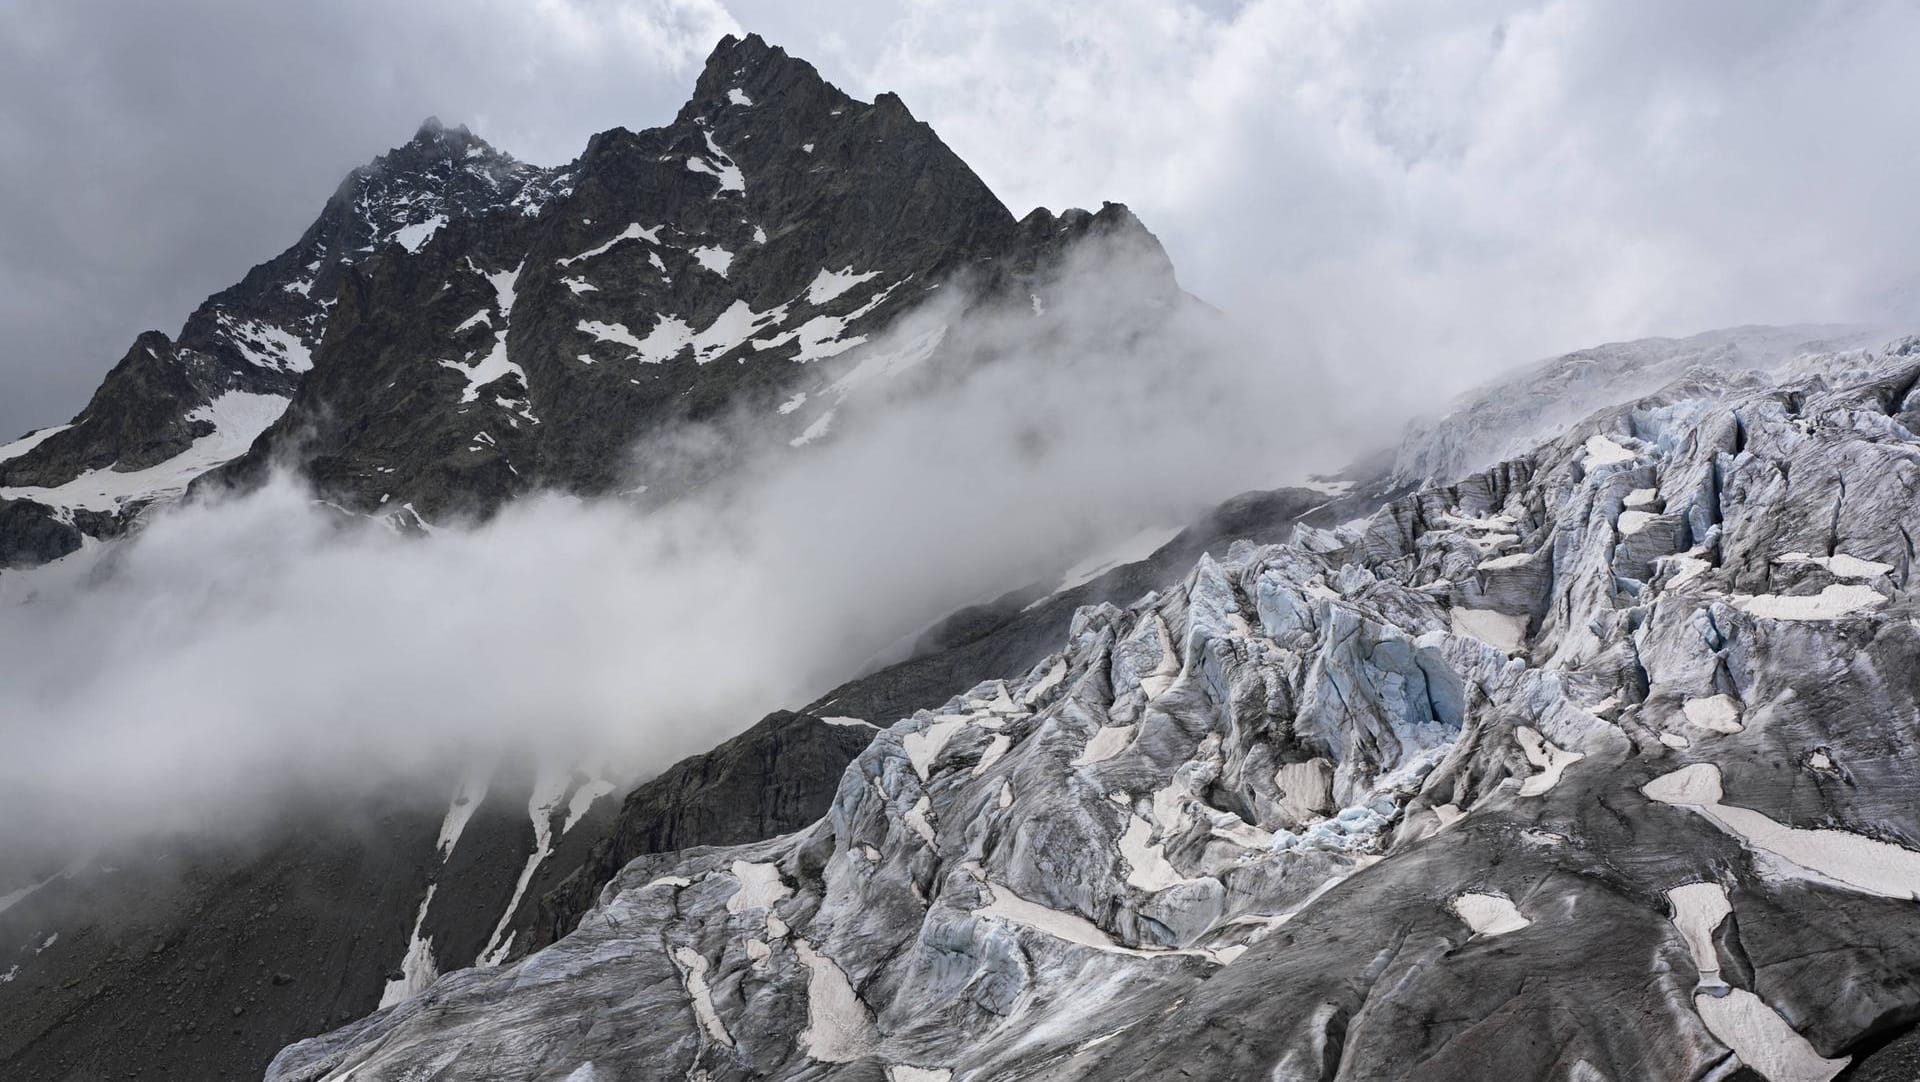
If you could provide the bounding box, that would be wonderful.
[0,31,1176,563]
[6,28,1920,1082]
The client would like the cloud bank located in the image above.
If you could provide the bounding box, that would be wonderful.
[0,238,1344,869]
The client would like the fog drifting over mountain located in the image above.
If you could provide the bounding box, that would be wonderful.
[0,241,1346,867]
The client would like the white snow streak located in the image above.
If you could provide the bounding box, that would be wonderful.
[1696,990,1848,1082]
[377,883,439,1008]
[1047,524,1184,598]
[557,223,661,267]
[1449,608,1526,654]
[977,880,1229,963]
[0,424,72,465]
[726,861,792,914]
[1682,694,1744,734]
[789,409,835,448]
[1581,434,1636,471]
[903,717,968,780]
[1514,726,1584,796]
[693,245,734,277]
[1775,551,1894,580]
[219,315,314,373]
[477,762,570,966]
[434,765,490,859]
[1731,584,1885,620]
[391,215,446,252]
[439,262,535,423]
[671,946,736,1047]
[685,129,745,194]
[794,939,876,1063]
[807,267,880,306]
[1,392,290,514]
[1074,725,1136,766]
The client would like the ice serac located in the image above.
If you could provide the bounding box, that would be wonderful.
[269,335,1920,1081]
[1390,323,1885,485]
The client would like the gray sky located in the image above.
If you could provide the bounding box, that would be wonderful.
[4,0,1919,438]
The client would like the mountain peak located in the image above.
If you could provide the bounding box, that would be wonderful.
[682,32,833,120]
[702,31,779,77]
[401,115,484,156]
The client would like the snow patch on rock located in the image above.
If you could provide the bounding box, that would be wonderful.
[1450,892,1531,936]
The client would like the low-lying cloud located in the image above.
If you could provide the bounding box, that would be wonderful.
[0,239,1349,872]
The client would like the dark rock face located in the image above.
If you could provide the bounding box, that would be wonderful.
[0,33,1184,554]
[10,332,213,484]
[264,340,1920,1082]
[0,499,84,567]
[0,799,440,1082]
[525,711,878,954]
[1848,1026,1920,1080]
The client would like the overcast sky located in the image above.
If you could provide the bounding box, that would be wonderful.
[4,0,1918,438]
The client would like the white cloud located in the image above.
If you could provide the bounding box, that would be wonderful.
[0,235,1345,864]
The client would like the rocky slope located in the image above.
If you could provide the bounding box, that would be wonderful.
[0,716,869,1082]
[268,337,1920,1082]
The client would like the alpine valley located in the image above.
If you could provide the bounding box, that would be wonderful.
[5,32,1920,1082]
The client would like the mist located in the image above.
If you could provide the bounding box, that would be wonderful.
[0,236,1349,870]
